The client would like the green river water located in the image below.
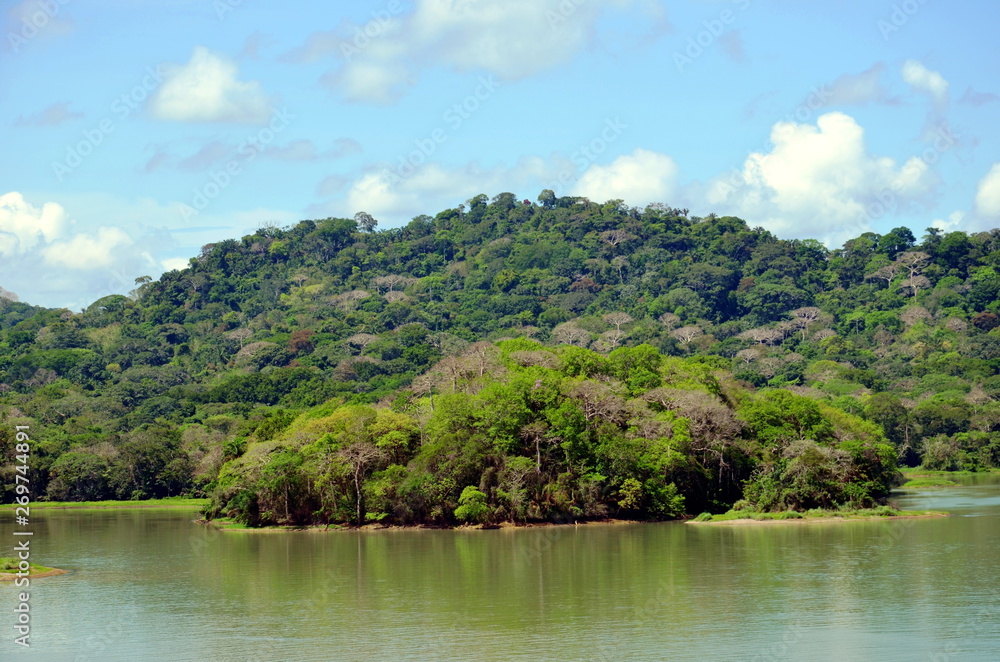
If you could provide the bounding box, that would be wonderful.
[3,475,1000,661]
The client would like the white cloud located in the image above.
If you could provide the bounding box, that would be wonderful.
[975,163,1000,218]
[705,112,938,242]
[149,46,273,123]
[337,157,549,220]
[902,59,949,104]
[931,210,965,233]
[161,257,192,272]
[0,191,302,308]
[325,59,413,105]
[573,148,678,205]
[301,0,668,104]
[42,227,134,270]
[0,192,68,256]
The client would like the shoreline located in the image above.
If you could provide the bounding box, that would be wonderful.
[198,517,646,533]
[0,567,69,581]
[0,498,209,511]
[687,512,949,526]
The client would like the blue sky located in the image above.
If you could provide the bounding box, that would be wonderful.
[2,0,999,309]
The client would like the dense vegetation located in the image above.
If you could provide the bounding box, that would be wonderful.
[1,191,999,525]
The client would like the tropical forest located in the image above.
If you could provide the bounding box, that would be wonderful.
[2,192,999,527]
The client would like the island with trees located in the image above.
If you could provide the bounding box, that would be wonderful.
[1,193,997,527]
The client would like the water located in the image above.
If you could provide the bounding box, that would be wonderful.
[3,477,999,661]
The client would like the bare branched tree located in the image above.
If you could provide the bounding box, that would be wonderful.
[603,312,633,332]
[672,326,702,344]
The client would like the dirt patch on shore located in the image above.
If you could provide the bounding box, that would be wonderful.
[0,567,69,580]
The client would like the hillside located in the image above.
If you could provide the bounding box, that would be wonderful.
[1,191,999,524]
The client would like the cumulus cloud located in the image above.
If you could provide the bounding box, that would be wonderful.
[293,0,668,104]
[705,112,938,242]
[931,210,965,233]
[161,257,192,272]
[573,148,678,206]
[975,163,1000,219]
[902,60,949,105]
[149,46,273,123]
[0,192,68,256]
[14,101,83,127]
[42,227,134,270]
[334,157,550,220]
[0,192,302,308]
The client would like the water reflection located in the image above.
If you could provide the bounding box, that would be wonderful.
[1,480,999,661]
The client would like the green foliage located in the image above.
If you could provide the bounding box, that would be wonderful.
[454,486,491,523]
[3,196,1000,519]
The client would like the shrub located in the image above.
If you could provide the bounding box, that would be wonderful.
[454,486,491,524]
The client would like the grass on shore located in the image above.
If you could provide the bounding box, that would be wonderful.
[691,506,946,523]
[201,518,347,532]
[900,478,959,488]
[0,497,209,510]
[900,468,1000,477]
[0,557,59,574]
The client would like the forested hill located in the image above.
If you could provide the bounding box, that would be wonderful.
[1,191,999,523]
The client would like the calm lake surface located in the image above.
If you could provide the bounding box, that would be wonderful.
[4,477,1000,661]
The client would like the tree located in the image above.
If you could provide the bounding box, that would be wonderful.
[877,227,915,258]
[346,333,379,352]
[600,229,630,251]
[537,189,556,209]
[898,274,930,298]
[454,486,491,523]
[603,312,633,332]
[339,442,386,524]
[354,211,378,233]
[658,312,680,329]
[0,286,18,303]
[896,251,931,280]
[553,322,591,347]
[373,274,411,293]
[672,326,702,344]
[226,328,253,350]
[973,312,1000,331]
[789,307,822,340]
[865,263,900,288]
[288,330,315,354]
